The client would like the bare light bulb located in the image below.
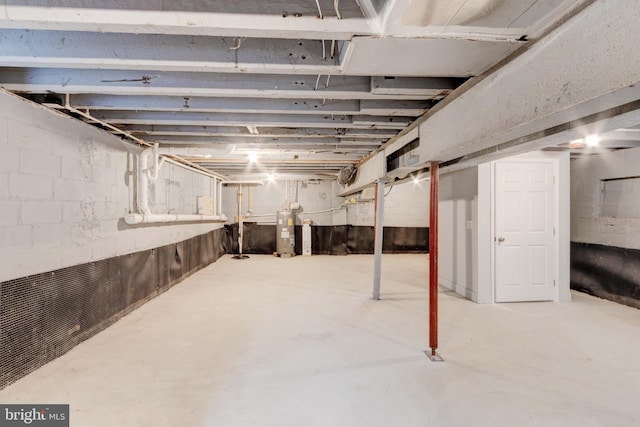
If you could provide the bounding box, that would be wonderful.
[585,134,601,147]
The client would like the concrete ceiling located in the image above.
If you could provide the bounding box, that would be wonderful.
[0,0,602,177]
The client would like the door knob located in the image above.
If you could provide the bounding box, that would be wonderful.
[497,237,505,243]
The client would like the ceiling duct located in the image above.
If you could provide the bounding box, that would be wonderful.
[337,165,357,185]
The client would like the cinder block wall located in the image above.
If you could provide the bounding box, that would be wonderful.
[221,178,429,227]
[570,146,640,308]
[0,90,223,283]
[221,177,429,255]
[222,179,345,225]
[346,181,429,227]
[0,90,229,389]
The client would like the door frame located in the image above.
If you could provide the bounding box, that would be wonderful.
[477,151,570,303]
[493,158,556,302]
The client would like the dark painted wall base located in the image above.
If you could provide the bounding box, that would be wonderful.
[0,224,428,390]
[226,223,429,255]
[571,241,640,310]
[0,227,229,390]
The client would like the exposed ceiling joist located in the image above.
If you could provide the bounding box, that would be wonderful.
[85,111,412,129]
[47,95,429,117]
[0,0,605,177]
[122,125,398,139]
[0,1,371,40]
[0,68,458,100]
[0,30,346,75]
[144,135,383,146]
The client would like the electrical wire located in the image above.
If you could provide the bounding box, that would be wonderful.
[314,0,323,18]
[229,37,246,50]
[334,0,342,19]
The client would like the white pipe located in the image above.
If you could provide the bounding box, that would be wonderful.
[63,94,227,181]
[285,180,291,209]
[137,143,167,215]
[138,148,152,215]
[124,213,227,225]
[244,213,277,218]
[166,159,223,180]
[146,143,166,180]
[217,180,223,217]
[67,96,233,227]
[236,185,243,220]
[159,145,235,156]
[297,206,344,215]
[222,180,264,185]
[134,144,231,224]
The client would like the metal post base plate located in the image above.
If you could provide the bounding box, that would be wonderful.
[424,350,444,362]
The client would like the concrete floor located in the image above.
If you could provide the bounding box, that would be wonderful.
[1,254,639,426]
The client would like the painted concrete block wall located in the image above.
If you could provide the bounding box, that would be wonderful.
[345,181,429,227]
[0,91,222,283]
[221,178,430,227]
[438,167,478,301]
[571,146,640,250]
[222,180,346,226]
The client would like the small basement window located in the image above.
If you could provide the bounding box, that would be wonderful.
[386,138,419,173]
[600,176,640,218]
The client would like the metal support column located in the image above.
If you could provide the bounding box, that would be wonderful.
[212,177,217,217]
[426,162,443,361]
[372,178,388,300]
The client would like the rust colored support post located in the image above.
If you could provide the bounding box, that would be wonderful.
[427,161,443,361]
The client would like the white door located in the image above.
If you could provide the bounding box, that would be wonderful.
[495,161,555,302]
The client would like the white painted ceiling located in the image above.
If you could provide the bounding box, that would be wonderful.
[0,0,599,177]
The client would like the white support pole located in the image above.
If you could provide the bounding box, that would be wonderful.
[211,178,218,215]
[372,177,388,300]
[217,180,223,217]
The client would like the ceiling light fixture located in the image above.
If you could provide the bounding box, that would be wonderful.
[267,173,276,183]
[585,134,601,147]
[248,151,258,163]
[568,138,584,148]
